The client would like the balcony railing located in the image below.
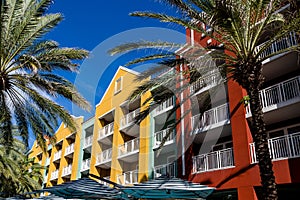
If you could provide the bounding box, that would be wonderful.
[84,135,93,148]
[191,103,230,132]
[53,150,62,162]
[117,170,138,185]
[118,138,139,157]
[120,108,140,129]
[190,70,221,94]
[153,97,174,116]
[64,143,75,156]
[96,148,112,165]
[62,164,72,177]
[246,76,300,116]
[255,32,297,60]
[192,148,234,173]
[98,122,114,139]
[154,127,175,147]
[154,162,176,178]
[250,132,300,163]
[50,170,59,181]
[81,158,91,172]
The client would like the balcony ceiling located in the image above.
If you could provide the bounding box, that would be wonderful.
[263,52,299,81]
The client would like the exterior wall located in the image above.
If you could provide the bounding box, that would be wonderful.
[29,116,83,187]
[89,66,151,185]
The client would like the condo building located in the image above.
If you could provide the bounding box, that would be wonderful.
[29,4,300,200]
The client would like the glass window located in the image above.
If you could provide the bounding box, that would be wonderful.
[114,77,123,94]
[287,125,300,134]
[268,130,284,138]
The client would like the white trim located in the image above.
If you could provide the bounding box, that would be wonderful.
[191,29,194,46]
[96,66,140,107]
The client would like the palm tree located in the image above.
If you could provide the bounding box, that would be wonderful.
[0,0,90,150]
[0,135,43,197]
[109,0,300,199]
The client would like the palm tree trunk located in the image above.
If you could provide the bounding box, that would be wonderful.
[248,83,278,200]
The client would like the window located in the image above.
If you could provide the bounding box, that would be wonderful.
[114,77,123,94]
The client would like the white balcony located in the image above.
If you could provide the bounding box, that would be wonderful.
[117,170,138,185]
[53,150,62,162]
[250,132,300,164]
[255,32,297,62]
[81,158,91,172]
[191,103,230,133]
[153,97,175,117]
[154,162,176,178]
[190,70,221,95]
[62,164,72,177]
[118,138,139,162]
[246,76,300,118]
[96,148,112,168]
[192,148,234,173]
[153,127,175,150]
[64,143,75,157]
[98,122,114,143]
[84,135,93,149]
[50,170,59,181]
[120,108,140,131]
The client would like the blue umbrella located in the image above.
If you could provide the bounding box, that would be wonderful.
[37,177,127,199]
[120,177,215,199]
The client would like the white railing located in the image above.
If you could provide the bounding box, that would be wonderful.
[118,138,139,157]
[96,148,112,165]
[153,97,174,115]
[190,70,221,94]
[84,135,93,148]
[64,143,75,156]
[117,170,138,185]
[62,164,72,177]
[154,127,175,147]
[154,162,176,178]
[192,148,234,173]
[191,103,229,132]
[250,132,300,163]
[53,150,62,161]
[98,122,114,139]
[255,32,297,60]
[120,108,140,129]
[50,170,59,180]
[246,76,300,116]
[81,158,91,171]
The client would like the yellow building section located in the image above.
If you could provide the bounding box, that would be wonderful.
[29,116,83,187]
[90,66,151,185]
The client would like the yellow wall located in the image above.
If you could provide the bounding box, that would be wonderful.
[30,66,153,187]
[90,67,142,183]
[29,116,83,187]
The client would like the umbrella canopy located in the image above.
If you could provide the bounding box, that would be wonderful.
[121,177,215,199]
[37,177,126,199]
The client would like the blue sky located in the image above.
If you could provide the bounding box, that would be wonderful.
[29,0,185,146]
[28,0,187,147]
[44,0,186,119]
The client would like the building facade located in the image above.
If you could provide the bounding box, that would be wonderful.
[29,7,300,199]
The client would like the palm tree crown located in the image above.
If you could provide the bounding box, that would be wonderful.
[0,0,90,149]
